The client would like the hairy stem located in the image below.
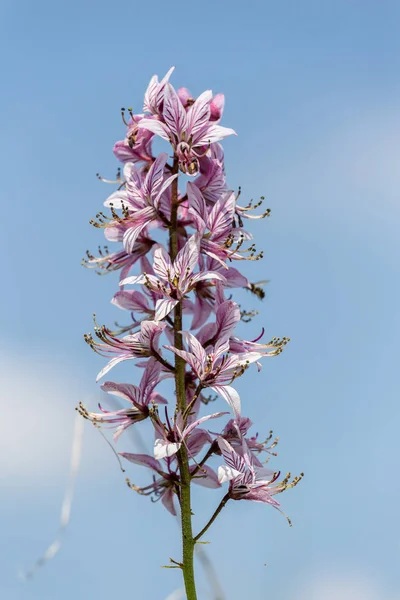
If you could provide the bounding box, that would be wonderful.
[170,158,198,600]
[194,493,230,543]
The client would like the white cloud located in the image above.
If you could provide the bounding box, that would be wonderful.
[165,590,185,600]
[0,349,98,484]
[293,572,399,600]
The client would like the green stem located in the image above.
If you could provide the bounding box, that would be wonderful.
[194,494,230,543]
[170,158,198,600]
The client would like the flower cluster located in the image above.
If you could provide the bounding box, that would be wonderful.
[81,67,301,536]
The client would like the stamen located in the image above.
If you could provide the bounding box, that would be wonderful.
[121,108,129,126]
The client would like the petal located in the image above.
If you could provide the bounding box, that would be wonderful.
[153,244,172,280]
[154,438,181,459]
[187,182,208,230]
[217,465,241,484]
[164,345,203,376]
[215,300,241,345]
[123,218,152,254]
[119,452,161,472]
[111,290,150,312]
[210,93,225,121]
[154,298,178,321]
[104,190,131,209]
[192,465,221,488]
[208,191,236,240]
[154,173,179,206]
[184,412,228,438]
[138,118,170,141]
[186,89,212,140]
[143,152,168,198]
[101,381,140,404]
[211,385,241,418]
[186,429,212,456]
[96,355,134,382]
[217,437,246,474]
[163,83,187,138]
[195,124,237,146]
[173,234,200,280]
[181,331,207,366]
[190,271,227,285]
[161,487,177,516]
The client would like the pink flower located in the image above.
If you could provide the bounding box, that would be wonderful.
[217,437,303,517]
[218,417,279,467]
[104,153,178,253]
[85,319,166,381]
[83,234,155,282]
[120,235,226,320]
[143,67,175,115]
[121,450,220,516]
[193,153,228,204]
[187,183,250,266]
[120,452,180,515]
[153,410,227,460]
[139,84,236,175]
[113,113,154,164]
[77,358,163,440]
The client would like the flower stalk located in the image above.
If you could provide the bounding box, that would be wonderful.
[171,158,198,599]
[81,66,302,599]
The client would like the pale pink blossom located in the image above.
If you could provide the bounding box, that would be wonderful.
[139,84,236,175]
[120,235,226,320]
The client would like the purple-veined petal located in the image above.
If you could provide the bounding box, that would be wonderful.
[224,267,250,288]
[143,152,168,198]
[155,298,178,321]
[181,331,207,366]
[153,245,172,280]
[96,355,134,382]
[215,300,241,345]
[218,464,241,484]
[144,66,175,114]
[154,438,181,459]
[101,381,140,405]
[186,90,212,141]
[123,217,153,254]
[190,271,227,286]
[139,320,167,347]
[195,124,237,146]
[211,384,241,418]
[173,234,200,279]
[208,191,236,240]
[187,182,208,229]
[119,452,161,473]
[190,296,214,331]
[154,173,179,207]
[184,412,228,438]
[161,487,177,516]
[217,437,246,473]
[139,357,161,399]
[192,464,221,488]
[164,345,203,376]
[111,290,151,312]
[120,273,156,286]
[185,429,212,457]
[143,74,158,113]
[149,391,168,405]
[163,83,187,138]
[138,118,170,141]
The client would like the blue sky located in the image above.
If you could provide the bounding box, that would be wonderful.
[1,1,399,598]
